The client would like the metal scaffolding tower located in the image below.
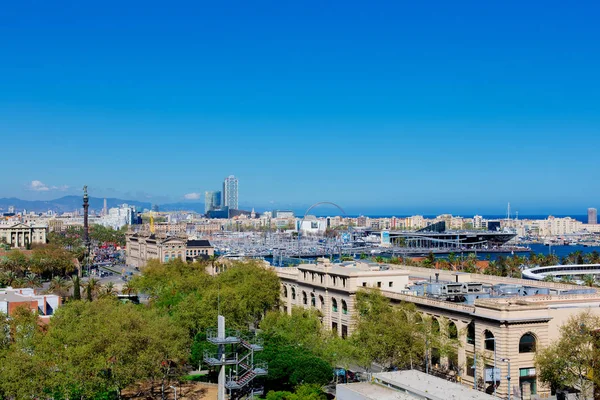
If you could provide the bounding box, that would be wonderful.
[204,316,267,400]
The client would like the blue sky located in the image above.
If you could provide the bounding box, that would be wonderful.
[1,0,599,215]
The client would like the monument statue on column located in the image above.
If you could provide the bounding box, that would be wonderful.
[83,186,90,276]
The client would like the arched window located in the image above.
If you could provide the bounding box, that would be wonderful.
[431,318,440,336]
[332,298,338,312]
[342,300,348,315]
[291,288,296,300]
[310,293,316,307]
[302,291,307,305]
[484,330,495,351]
[448,321,458,339]
[414,313,423,324]
[519,333,536,353]
[319,295,324,309]
[283,286,288,297]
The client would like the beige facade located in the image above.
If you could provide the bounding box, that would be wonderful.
[125,233,214,268]
[276,261,600,399]
[278,260,410,338]
[0,223,47,248]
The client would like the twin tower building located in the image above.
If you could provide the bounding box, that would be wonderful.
[205,175,238,215]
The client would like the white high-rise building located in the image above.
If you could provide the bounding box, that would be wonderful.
[222,175,239,210]
[98,204,136,230]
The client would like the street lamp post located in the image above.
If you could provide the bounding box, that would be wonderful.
[169,385,177,400]
[484,337,497,398]
[502,358,511,400]
[425,337,429,374]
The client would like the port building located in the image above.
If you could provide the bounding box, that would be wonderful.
[275,259,600,399]
[125,233,214,267]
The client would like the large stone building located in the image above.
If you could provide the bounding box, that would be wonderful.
[0,222,47,248]
[276,260,600,399]
[125,233,214,268]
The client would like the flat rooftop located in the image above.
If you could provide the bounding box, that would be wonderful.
[337,382,413,400]
[374,370,495,400]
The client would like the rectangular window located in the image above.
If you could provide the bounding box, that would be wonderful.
[362,282,367,287]
[332,322,338,335]
[389,282,393,288]
[377,282,382,288]
[342,324,348,339]
[467,357,475,377]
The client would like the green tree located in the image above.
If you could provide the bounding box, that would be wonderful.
[260,308,327,355]
[35,299,190,400]
[351,289,423,369]
[582,274,595,287]
[132,259,280,337]
[0,307,46,398]
[258,339,332,392]
[536,311,600,399]
[72,274,81,300]
[1,250,29,274]
[23,273,42,288]
[421,252,435,268]
[85,277,102,301]
[47,276,72,298]
[30,244,76,278]
[265,384,327,400]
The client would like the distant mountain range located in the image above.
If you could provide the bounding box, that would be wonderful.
[0,196,206,214]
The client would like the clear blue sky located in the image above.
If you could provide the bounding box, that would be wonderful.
[1,0,599,215]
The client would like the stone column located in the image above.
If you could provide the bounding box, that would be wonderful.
[455,320,468,376]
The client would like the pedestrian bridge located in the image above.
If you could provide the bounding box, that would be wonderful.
[522,264,600,281]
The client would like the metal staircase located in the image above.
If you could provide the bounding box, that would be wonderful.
[204,316,267,399]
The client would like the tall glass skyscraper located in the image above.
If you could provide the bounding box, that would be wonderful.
[589,208,597,225]
[204,191,221,214]
[223,175,239,210]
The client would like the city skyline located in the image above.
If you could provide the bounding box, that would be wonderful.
[1,1,599,211]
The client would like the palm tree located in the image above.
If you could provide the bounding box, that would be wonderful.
[23,273,42,288]
[11,278,26,289]
[447,253,458,271]
[121,282,137,296]
[543,275,555,282]
[47,276,72,297]
[99,282,116,298]
[421,252,435,268]
[588,251,600,264]
[528,252,539,267]
[582,274,596,287]
[85,278,101,301]
[560,275,574,284]
[0,271,19,287]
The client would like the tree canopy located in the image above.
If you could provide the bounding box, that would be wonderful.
[131,258,281,336]
[536,311,600,399]
[0,299,189,399]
